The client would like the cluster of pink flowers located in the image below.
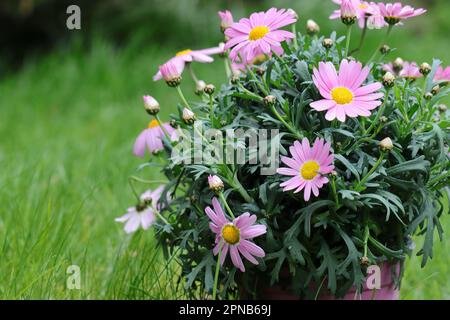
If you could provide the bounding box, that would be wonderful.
[116,2,450,276]
[330,0,426,28]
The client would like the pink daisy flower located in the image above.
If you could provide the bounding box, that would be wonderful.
[434,66,450,82]
[115,187,164,234]
[277,138,334,202]
[224,8,297,63]
[218,10,234,31]
[310,59,383,122]
[133,119,178,157]
[205,197,266,272]
[378,2,426,25]
[153,45,225,81]
[399,61,422,79]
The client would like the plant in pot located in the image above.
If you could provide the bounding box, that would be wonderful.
[116,1,450,300]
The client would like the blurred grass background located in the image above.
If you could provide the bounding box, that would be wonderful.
[0,0,449,299]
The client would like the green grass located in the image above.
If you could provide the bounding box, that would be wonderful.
[0,1,449,299]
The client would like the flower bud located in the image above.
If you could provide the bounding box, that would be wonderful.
[393,57,404,72]
[255,67,265,76]
[208,175,224,193]
[218,10,234,33]
[195,80,206,95]
[306,19,320,35]
[331,170,338,177]
[360,256,370,266]
[431,85,440,95]
[182,108,196,124]
[287,8,299,20]
[169,119,179,129]
[204,84,216,95]
[380,116,388,123]
[423,92,433,100]
[322,38,334,49]
[143,95,160,115]
[438,104,447,112]
[230,75,240,84]
[379,137,393,152]
[419,62,431,76]
[380,45,391,55]
[382,72,395,88]
[340,0,357,25]
[263,95,276,107]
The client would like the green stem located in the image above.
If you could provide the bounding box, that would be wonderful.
[209,95,214,124]
[365,89,390,135]
[344,24,353,57]
[129,176,167,184]
[355,19,368,57]
[155,210,170,226]
[186,64,199,84]
[219,192,236,219]
[363,224,370,257]
[176,86,191,110]
[270,105,302,140]
[224,58,232,78]
[155,114,172,142]
[331,176,340,208]
[292,24,298,49]
[247,66,268,96]
[212,240,223,300]
[355,152,385,190]
[367,25,392,65]
[231,175,253,204]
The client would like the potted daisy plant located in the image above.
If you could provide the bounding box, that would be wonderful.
[117,1,450,300]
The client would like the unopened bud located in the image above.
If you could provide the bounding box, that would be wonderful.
[255,67,265,76]
[331,170,338,177]
[424,92,433,100]
[379,137,393,151]
[306,19,320,35]
[322,38,334,49]
[360,256,370,266]
[182,108,196,124]
[380,45,391,55]
[230,75,239,84]
[195,80,206,95]
[382,72,395,88]
[208,175,224,193]
[169,119,178,129]
[393,57,404,72]
[431,85,440,95]
[204,84,216,95]
[438,104,447,112]
[264,95,276,107]
[143,95,160,115]
[380,116,388,123]
[287,8,299,20]
[419,62,431,76]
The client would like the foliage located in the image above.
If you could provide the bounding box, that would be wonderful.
[139,29,450,299]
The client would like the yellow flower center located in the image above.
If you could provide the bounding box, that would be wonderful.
[300,161,320,180]
[331,87,353,105]
[359,4,368,9]
[148,119,160,129]
[221,224,240,245]
[176,49,192,57]
[249,26,270,41]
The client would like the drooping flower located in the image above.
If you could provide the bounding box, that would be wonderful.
[224,8,297,63]
[115,186,167,233]
[133,119,178,157]
[310,59,383,122]
[399,61,422,79]
[218,10,234,32]
[306,19,320,35]
[153,45,225,81]
[434,66,450,82]
[205,197,266,272]
[277,138,334,202]
[378,2,426,25]
[330,0,385,29]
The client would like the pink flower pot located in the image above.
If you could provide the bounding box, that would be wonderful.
[256,262,401,300]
